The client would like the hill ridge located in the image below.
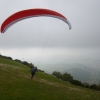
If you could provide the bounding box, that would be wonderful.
[0,58,100,100]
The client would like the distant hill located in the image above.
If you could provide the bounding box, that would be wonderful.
[42,63,100,85]
[61,63,100,85]
[66,68,91,82]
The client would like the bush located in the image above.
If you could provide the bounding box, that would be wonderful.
[70,79,83,86]
[62,73,73,82]
[52,71,62,79]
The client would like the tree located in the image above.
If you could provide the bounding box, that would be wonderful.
[52,71,62,79]
[70,79,83,86]
[83,82,90,88]
[62,72,73,82]
[90,84,100,90]
[28,63,34,68]
[22,61,30,66]
[14,59,22,63]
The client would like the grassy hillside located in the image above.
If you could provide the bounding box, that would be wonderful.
[0,58,100,100]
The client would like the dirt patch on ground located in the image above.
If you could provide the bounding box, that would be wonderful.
[37,78,59,86]
[0,63,22,69]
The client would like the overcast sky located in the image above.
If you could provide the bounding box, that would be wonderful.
[0,0,100,71]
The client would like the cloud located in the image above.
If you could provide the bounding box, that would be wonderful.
[0,0,100,70]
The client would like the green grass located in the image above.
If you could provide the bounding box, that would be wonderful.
[0,58,100,100]
[0,58,25,67]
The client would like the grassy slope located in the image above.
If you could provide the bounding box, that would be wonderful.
[0,58,100,100]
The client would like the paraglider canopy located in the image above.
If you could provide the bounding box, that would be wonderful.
[0,8,72,33]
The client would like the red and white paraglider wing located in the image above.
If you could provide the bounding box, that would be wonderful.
[0,9,72,33]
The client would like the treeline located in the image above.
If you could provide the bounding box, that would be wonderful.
[0,54,34,68]
[52,71,100,91]
[0,54,13,60]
